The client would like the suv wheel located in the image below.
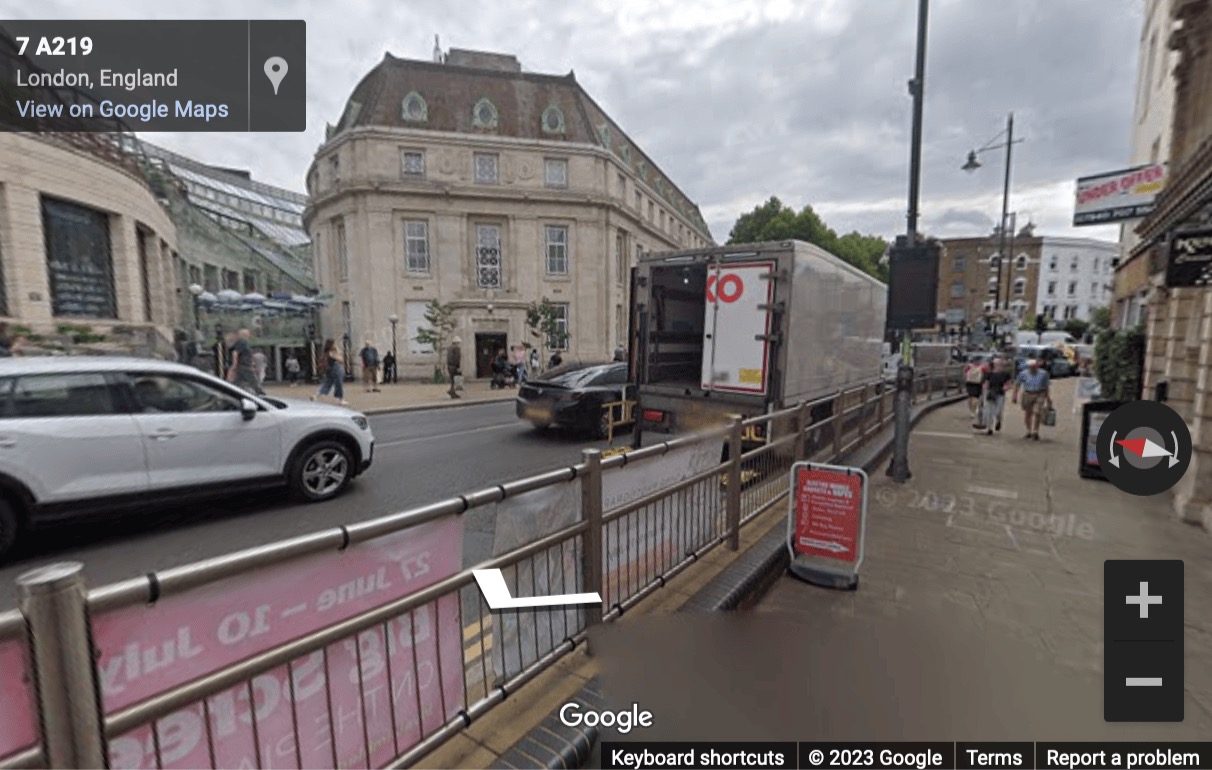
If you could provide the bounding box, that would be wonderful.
[289,440,354,502]
[0,497,20,561]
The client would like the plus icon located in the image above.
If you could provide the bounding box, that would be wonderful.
[1126,581,1163,619]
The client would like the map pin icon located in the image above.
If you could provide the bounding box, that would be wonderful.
[264,57,288,95]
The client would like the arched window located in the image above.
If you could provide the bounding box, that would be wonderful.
[401,91,427,122]
[987,277,998,295]
[541,105,565,135]
[1016,254,1028,270]
[989,254,1001,270]
[472,98,498,129]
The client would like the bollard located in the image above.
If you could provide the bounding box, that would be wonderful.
[726,419,742,551]
[17,562,107,770]
[580,449,604,632]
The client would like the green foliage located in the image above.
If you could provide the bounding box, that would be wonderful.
[725,196,888,281]
[1094,324,1146,401]
[57,323,93,336]
[526,298,568,362]
[1062,318,1089,339]
[414,300,456,381]
[1088,306,1111,332]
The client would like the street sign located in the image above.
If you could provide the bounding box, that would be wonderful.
[1166,227,1212,288]
[786,462,868,590]
[886,240,941,331]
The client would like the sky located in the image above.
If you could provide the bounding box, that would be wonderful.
[20,0,1147,245]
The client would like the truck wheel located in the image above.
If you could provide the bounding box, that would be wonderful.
[288,440,353,502]
[0,497,21,562]
[594,409,612,440]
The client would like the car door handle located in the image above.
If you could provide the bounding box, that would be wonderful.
[152,429,178,440]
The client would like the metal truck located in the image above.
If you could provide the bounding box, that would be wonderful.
[627,240,887,450]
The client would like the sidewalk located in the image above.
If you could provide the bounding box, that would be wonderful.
[260,379,515,414]
[754,377,1212,735]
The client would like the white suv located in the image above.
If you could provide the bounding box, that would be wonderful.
[0,357,375,559]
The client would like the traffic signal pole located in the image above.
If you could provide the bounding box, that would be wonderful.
[888,0,930,484]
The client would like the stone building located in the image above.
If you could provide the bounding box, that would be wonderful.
[304,47,713,380]
[1115,0,1181,328]
[1128,0,1212,530]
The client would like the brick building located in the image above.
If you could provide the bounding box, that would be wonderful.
[935,228,1044,332]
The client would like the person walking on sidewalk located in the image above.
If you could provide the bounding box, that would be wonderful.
[227,328,264,395]
[1012,358,1052,440]
[359,339,381,393]
[252,349,268,390]
[382,351,396,384]
[963,357,988,426]
[284,353,301,386]
[981,357,1012,436]
[446,337,463,399]
[312,339,348,405]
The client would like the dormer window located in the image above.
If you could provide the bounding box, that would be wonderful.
[472,98,499,130]
[597,123,612,149]
[401,91,427,122]
[541,105,565,135]
[621,146,631,165]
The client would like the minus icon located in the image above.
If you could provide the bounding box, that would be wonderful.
[1126,677,1163,686]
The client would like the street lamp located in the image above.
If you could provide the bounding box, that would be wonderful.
[963,112,1025,312]
[387,314,399,384]
[188,283,203,329]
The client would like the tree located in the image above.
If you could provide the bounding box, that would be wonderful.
[1088,306,1111,333]
[414,300,456,383]
[526,297,568,367]
[726,196,887,281]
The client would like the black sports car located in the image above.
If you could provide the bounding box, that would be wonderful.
[515,361,632,438]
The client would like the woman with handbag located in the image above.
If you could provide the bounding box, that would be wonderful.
[1011,359,1052,441]
[311,339,349,405]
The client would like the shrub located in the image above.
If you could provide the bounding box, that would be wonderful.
[1094,324,1146,402]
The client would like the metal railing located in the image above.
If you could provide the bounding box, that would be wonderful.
[0,366,961,770]
[600,398,636,444]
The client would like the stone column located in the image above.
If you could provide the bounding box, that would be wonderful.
[1175,287,1212,528]
[1,186,53,324]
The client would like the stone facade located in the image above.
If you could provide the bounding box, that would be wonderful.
[1131,0,1212,530]
[0,132,179,339]
[1035,237,1117,324]
[304,50,712,380]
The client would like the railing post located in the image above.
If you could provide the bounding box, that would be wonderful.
[927,367,934,400]
[793,403,808,461]
[831,393,844,459]
[726,419,742,551]
[941,365,949,396]
[580,450,604,632]
[17,562,107,770]
[878,382,886,426]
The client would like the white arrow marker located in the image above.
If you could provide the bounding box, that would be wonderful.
[473,569,602,610]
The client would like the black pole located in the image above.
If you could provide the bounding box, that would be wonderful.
[390,321,398,383]
[906,0,929,240]
[889,0,929,484]
[996,112,1014,311]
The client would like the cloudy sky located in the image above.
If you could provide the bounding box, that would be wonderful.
[29,0,1146,244]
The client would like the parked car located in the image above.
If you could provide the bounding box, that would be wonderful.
[1013,345,1073,378]
[0,358,375,559]
[516,361,632,438]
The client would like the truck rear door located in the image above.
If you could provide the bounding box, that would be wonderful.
[701,260,776,395]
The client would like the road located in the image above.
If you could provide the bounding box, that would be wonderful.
[0,401,615,609]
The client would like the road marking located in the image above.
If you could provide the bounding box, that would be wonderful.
[474,569,601,609]
[966,485,1019,499]
[378,423,517,448]
[914,431,973,439]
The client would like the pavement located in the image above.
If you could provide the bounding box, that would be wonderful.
[261,378,515,414]
[0,400,619,608]
[418,378,1212,767]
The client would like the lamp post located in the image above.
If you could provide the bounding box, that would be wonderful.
[188,283,203,329]
[886,0,930,484]
[963,112,1025,313]
[387,313,399,384]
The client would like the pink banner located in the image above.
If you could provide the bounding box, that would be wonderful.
[92,516,465,770]
[0,635,38,761]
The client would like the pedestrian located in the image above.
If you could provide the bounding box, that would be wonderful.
[0,323,12,358]
[285,353,301,386]
[226,328,264,395]
[312,338,348,405]
[549,350,563,369]
[981,357,1012,436]
[359,339,381,393]
[613,346,625,362]
[491,348,510,389]
[382,351,396,384]
[252,349,268,389]
[446,337,463,399]
[1011,358,1052,441]
[963,356,988,426]
[513,345,527,383]
[529,347,539,374]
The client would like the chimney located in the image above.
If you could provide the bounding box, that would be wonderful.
[445,48,522,72]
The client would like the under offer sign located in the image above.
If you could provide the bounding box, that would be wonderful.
[786,462,868,589]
